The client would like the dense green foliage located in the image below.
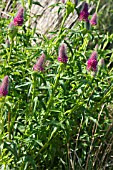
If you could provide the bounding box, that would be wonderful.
[0,0,113,169]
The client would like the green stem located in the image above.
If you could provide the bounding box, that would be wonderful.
[21,0,25,7]
[8,112,11,140]
[98,85,113,105]
[58,14,67,36]
[0,100,5,136]
[64,101,83,116]
[55,13,68,44]
[96,0,101,13]
[8,39,13,63]
[46,64,64,112]
[31,73,36,110]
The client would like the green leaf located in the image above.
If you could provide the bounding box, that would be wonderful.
[49,127,58,141]
[15,82,31,88]
[88,116,101,128]
[24,155,37,170]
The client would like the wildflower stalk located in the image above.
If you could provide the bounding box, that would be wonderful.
[31,73,36,107]
[0,99,5,136]
[8,39,13,63]
[21,0,25,7]
[0,99,10,140]
[58,13,67,37]
[55,13,68,44]
[64,101,84,116]
[96,0,101,13]
[98,84,113,105]
[46,63,64,112]
[8,112,11,140]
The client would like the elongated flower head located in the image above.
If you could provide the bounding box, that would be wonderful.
[0,76,9,97]
[58,44,68,63]
[87,51,98,72]
[14,7,24,26]
[33,53,45,71]
[90,13,97,26]
[79,2,89,21]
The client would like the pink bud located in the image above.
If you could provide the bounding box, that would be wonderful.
[90,13,97,26]
[86,51,98,72]
[79,2,89,21]
[13,7,24,26]
[0,76,9,97]
[33,53,46,72]
[58,44,68,63]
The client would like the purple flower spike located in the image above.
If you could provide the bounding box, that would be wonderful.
[87,51,98,72]
[79,2,89,21]
[33,53,46,72]
[90,13,97,26]
[58,44,68,63]
[0,76,9,97]
[14,7,24,26]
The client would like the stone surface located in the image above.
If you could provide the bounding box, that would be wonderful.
[1,0,80,34]
[29,0,78,34]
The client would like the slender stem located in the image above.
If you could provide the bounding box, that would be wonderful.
[96,0,101,13]
[0,98,5,136]
[58,14,67,36]
[8,112,11,140]
[31,73,36,112]
[55,13,68,44]
[46,64,64,112]
[96,84,113,106]
[8,39,13,63]
[21,0,25,7]
[64,101,83,116]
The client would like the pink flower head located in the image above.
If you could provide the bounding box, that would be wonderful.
[14,7,24,26]
[0,76,9,97]
[79,2,89,21]
[87,51,98,72]
[33,53,45,71]
[58,44,68,63]
[90,13,97,26]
